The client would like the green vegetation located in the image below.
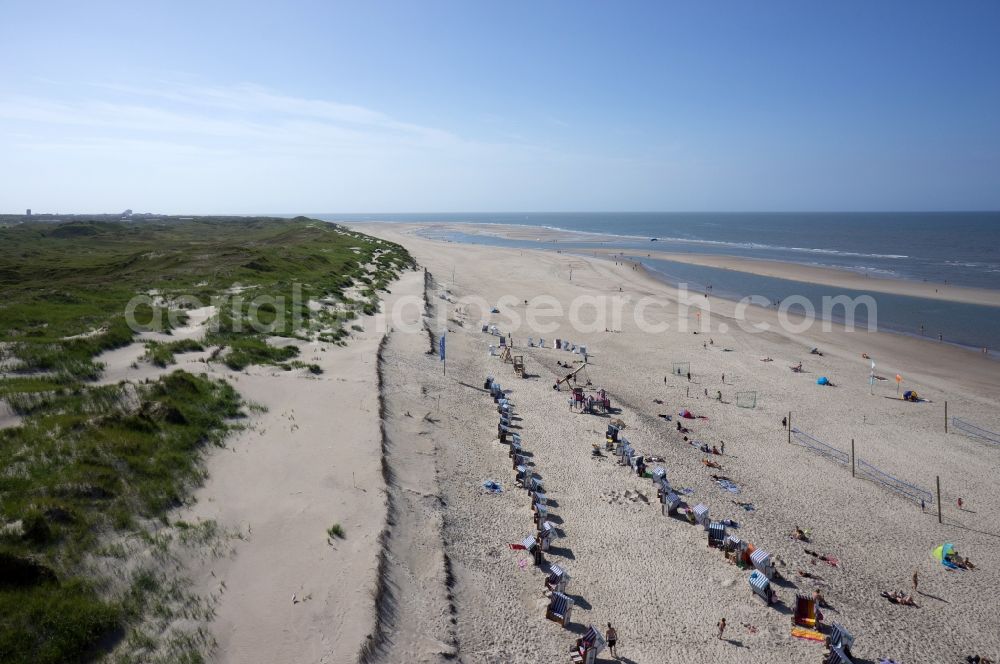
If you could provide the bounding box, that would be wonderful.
[0,371,239,664]
[0,216,413,663]
[326,523,345,539]
[145,339,205,368]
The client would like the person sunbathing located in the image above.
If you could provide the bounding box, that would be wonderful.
[702,458,721,469]
[797,569,821,580]
[792,526,809,541]
[953,555,976,570]
[711,445,721,455]
[882,590,917,606]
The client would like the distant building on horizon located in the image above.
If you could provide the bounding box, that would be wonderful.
[122,209,133,218]
[26,208,31,216]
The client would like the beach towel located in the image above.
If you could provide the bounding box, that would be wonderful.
[716,479,741,494]
[791,627,825,642]
[482,480,503,494]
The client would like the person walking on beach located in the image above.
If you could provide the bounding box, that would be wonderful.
[687,371,691,382]
[782,416,787,429]
[957,497,964,510]
[721,373,725,384]
[912,570,919,592]
[717,617,727,640]
[606,623,618,658]
[720,440,725,455]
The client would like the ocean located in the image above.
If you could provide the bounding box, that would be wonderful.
[314,212,1000,351]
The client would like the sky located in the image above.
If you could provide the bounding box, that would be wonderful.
[1,0,999,214]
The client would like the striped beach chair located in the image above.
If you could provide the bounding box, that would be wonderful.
[532,491,547,506]
[828,623,855,652]
[571,625,607,664]
[748,570,773,604]
[662,492,682,515]
[657,478,673,503]
[533,502,548,524]
[692,503,710,528]
[508,437,522,458]
[521,535,538,552]
[515,465,528,486]
[751,549,775,579]
[708,521,727,548]
[539,521,556,551]
[545,563,570,593]
[651,466,666,483]
[724,536,750,567]
[545,591,574,627]
[824,646,854,664]
[525,476,542,493]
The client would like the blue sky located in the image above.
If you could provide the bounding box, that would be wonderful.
[1,1,998,213]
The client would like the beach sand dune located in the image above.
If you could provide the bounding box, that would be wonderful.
[151,270,425,663]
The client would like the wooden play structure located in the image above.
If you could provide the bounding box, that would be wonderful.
[554,361,590,390]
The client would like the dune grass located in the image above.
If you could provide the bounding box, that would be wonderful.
[0,216,413,663]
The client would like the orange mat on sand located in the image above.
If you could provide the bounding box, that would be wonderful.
[791,627,825,642]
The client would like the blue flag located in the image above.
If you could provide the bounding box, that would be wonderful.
[439,333,446,361]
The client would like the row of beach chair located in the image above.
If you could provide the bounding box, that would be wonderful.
[485,373,589,650]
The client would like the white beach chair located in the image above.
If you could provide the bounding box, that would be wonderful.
[692,503,710,529]
[751,549,775,579]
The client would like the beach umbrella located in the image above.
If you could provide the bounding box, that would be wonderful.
[817,377,829,386]
[932,543,954,565]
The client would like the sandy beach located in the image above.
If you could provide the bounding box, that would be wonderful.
[341,223,1000,663]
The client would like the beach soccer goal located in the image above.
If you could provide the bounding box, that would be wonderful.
[736,391,758,409]
[672,362,690,377]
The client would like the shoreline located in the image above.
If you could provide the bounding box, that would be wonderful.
[392,221,1000,307]
[601,249,1000,308]
[349,222,999,361]
[624,258,997,359]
